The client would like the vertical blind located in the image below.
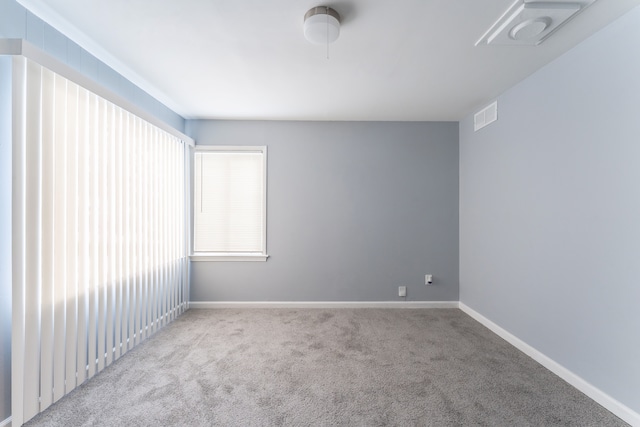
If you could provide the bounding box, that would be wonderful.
[193,148,266,253]
[12,57,188,425]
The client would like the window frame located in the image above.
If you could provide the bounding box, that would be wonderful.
[190,145,268,262]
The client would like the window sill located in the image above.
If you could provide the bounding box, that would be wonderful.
[190,253,269,262]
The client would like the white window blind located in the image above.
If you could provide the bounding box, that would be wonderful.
[11,56,188,426]
[193,147,267,259]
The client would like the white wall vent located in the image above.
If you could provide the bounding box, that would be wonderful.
[474,101,498,132]
[476,1,597,46]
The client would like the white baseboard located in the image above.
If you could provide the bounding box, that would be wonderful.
[0,416,11,427]
[189,301,460,309]
[459,302,640,427]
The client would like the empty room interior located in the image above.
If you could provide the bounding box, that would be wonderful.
[1,0,640,425]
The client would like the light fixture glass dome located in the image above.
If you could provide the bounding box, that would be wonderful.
[304,6,341,44]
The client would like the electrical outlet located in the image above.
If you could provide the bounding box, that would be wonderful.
[425,274,433,285]
[398,286,407,297]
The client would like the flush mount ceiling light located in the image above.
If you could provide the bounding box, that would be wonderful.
[304,6,341,44]
[476,0,597,46]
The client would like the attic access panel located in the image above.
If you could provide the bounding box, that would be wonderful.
[476,1,597,46]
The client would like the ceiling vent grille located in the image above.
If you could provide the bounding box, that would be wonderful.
[476,1,596,46]
[474,101,498,132]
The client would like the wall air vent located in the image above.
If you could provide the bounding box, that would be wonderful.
[474,101,498,132]
[476,1,596,46]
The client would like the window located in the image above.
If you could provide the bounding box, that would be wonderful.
[192,146,268,261]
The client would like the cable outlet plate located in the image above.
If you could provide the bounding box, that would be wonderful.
[398,286,407,297]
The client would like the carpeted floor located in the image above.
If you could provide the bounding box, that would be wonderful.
[25,308,627,426]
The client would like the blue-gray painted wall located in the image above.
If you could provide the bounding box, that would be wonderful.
[186,120,460,302]
[459,5,640,415]
[0,0,185,132]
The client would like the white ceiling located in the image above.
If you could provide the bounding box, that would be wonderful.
[18,0,640,121]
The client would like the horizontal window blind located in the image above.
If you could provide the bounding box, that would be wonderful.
[11,56,188,425]
[193,148,266,254]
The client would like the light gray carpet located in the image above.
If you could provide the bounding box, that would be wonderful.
[25,308,626,426]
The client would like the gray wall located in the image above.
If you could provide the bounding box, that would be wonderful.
[187,120,459,302]
[0,0,185,132]
[459,5,640,415]
[0,56,11,423]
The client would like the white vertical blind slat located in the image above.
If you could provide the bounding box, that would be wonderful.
[145,124,151,337]
[169,138,175,318]
[142,123,150,340]
[11,56,27,427]
[159,129,164,327]
[76,87,89,386]
[65,81,79,394]
[114,107,123,360]
[160,132,165,322]
[156,132,161,319]
[120,112,128,354]
[39,66,54,411]
[97,98,107,372]
[175,140,181,314]
[87,91,98,379]
[105,102,115,367]
[150,126,157,333]
[173,140,177,317]
[24,60,43,420]
[52,73,68,404]
[164,135,170,323]
[125,113,134,352]
[133,116,142,346]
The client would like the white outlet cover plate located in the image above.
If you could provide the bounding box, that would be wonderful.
[398,286,407,297]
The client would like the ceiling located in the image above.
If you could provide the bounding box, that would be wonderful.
[17,0,640,121]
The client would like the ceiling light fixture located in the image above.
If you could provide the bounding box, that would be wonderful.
[303,6,341,45]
